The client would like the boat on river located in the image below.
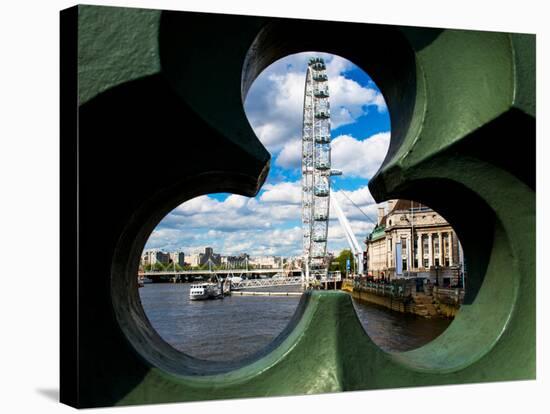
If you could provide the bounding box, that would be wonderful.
[138,276,153,287]
[189,282,222,301]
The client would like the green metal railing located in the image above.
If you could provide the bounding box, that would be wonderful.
[64,5,535,408]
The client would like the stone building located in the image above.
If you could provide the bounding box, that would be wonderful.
[365,200,464,286]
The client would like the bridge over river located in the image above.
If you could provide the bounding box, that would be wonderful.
[138,269,342,289]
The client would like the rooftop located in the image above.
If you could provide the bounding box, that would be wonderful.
[390,199,430,213]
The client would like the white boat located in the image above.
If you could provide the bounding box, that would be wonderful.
[226,276,243,291]
[138,276,153,287]
[189,282,222,301]
[227,276,243,284]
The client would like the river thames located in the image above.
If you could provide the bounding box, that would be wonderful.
[139,283,452,361]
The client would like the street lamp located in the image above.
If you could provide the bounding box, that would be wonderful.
[434,264,440,286]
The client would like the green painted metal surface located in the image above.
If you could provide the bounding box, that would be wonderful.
[65,4,535,408]
[78,6,161,104]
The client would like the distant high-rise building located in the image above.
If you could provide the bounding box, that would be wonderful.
[141,250,170,266]
[169,251,185,267]
[221,254,249,269]
[248,256,281,269]
[186,253,200,267]
[199,247,221,267]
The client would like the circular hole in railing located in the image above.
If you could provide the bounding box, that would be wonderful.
[243,52,468,353]
[349,199,467,352]
[138,193,304,362]
[112,17,516,378]
[137,52,398,362]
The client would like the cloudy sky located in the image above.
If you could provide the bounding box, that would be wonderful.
[145,52,391,257]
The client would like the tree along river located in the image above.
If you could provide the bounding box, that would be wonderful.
[139,283,452,362]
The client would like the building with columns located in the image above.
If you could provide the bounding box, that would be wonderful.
[365,199,464,286]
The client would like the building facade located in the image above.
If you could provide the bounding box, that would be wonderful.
[141,250,170,266]
[247,256,282,269]
[365,200,464,286]
[221,254,249,269]
[198,247,222,267]
[169,251,185,267]
[186,253,200,267]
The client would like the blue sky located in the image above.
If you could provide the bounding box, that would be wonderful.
[145,53,391,257]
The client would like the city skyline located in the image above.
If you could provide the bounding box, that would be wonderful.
[141,246,303,270]
[145,52,391,257]
[142,245,321,259]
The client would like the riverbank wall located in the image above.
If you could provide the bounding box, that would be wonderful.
[342,280,460,319]
[346,287,413,313]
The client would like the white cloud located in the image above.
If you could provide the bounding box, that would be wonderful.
[220,227,303,256]
[223,194,248,209]
[173,195,218,216]
[245,69,305,153]
[147,181,381,257]
[333,187,375,212]
[329,76,386,129]
[330,186,379,240]
[260,181,302,204]
[331,132,390,178]
[275,139,302,169]
[275,133,391,181]
[325,55,353,79]
[331,107,354,129]
[147,186,303,255]
[244,53,387,156]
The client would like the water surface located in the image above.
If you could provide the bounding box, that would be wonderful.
[139,283,452,360]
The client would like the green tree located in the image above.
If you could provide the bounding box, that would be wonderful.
[335,249,353,276]
[153,262,165,271]
[329,260,340,272]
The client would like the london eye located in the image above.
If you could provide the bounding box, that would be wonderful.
[301,57,338,283]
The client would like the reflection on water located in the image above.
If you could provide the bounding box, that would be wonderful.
[350,298,452,352]
[139,283,452,361]
[139,283,301,361]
